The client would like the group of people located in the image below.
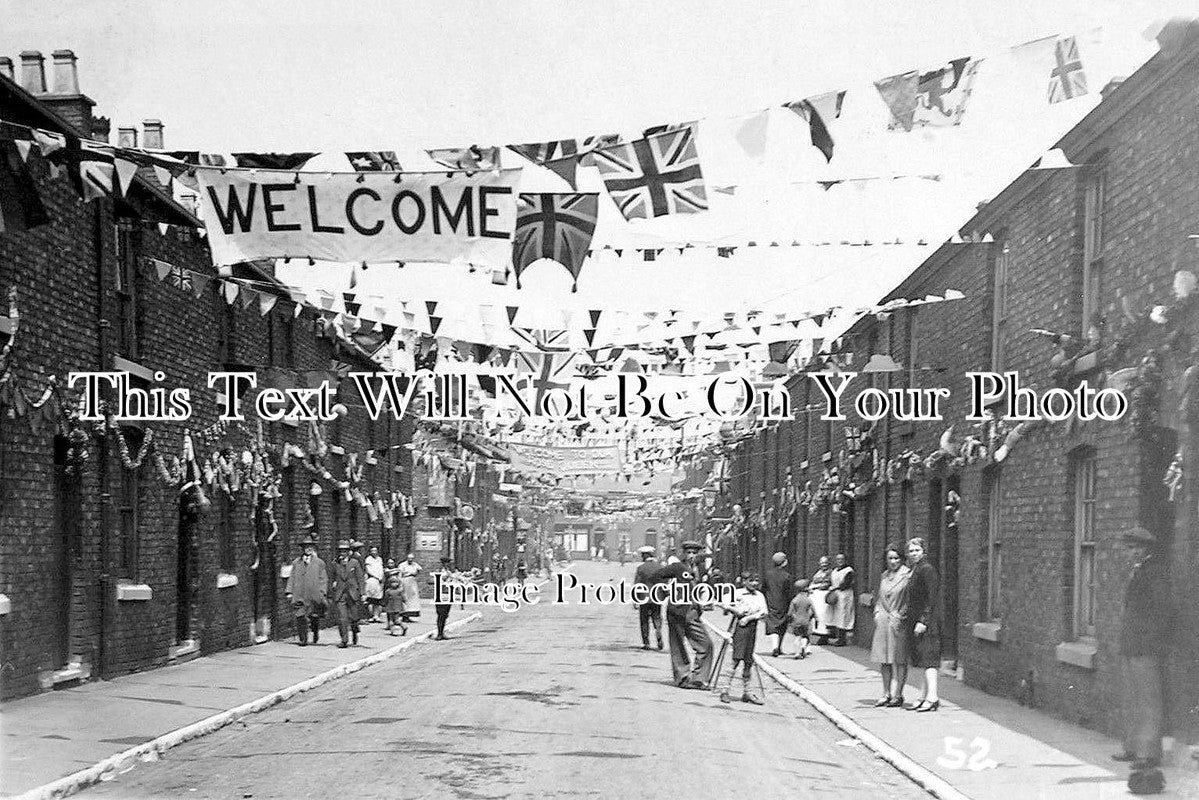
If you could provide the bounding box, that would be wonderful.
[283,535,429,646]
[629,537,947,714]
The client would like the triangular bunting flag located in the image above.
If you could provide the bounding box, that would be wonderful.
[223,281,239,305]
[259,293,278,316]
[113,158,139,197]
[506,306,519,325]
[784,90,846,162]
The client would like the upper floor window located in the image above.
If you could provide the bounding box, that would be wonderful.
[214,285,236,367]
[991,241,1011,372]
[906,309,920,388]
[115,219,141,360]
[1081,166,1106,337]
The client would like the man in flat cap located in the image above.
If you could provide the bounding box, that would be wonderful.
[330,539,364,648]
[1113,527,1175,795]
[433,556,456,640]
[656,541,713,689]
[634,545,664,650]
[763,552,795,657]
[285,531,328,646]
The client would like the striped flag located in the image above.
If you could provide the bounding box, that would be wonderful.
[512,193,599,291]
[591,127,708,220]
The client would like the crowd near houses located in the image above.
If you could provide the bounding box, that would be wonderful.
[0,51,423,701]
[705,27,1199,742]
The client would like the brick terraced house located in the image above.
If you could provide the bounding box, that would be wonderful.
[714,26,1199,741]
[0,51,414,700]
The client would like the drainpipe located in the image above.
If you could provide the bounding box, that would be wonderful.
[93,203,114,678]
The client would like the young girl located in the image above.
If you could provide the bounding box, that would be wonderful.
[383,575,408,636]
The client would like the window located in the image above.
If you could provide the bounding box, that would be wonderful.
[907,309,919,388]
[1073,451,1098,638]
[219,491,236,572]
[1081,167,1106,336]
[118,427,142,578]
[983,470,1002,620]
[214,286,236,367]
[991,242,1011,372]
[115,219,141,360]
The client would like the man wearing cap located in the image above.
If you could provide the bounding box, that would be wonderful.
[655,541,713,689]
[763,552,795,657]
[1113,527,1175,795]
[330,540,365,648]
[433,556,455,640]
[634,545,664,650]
[285,532,328,647]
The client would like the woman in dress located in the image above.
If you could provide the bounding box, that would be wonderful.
[870,544,911,707]
[398,552,422,622]
[903,537,942,712]
[809,555,834,644]
[363,546,385,622]
[827,553,856,646]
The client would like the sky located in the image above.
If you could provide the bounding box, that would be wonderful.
[1,0,1192,339]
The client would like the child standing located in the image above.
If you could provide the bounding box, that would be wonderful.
[719,573,768,705]
[384,575,408,636]
[788,579,814,659]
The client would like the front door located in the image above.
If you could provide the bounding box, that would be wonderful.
[51,435,80,669]
[941,476,961,663]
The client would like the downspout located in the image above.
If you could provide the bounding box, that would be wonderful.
[93,202,113,678]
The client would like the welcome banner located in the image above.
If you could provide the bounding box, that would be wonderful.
[506,443,623,477]
[196,168,521,266]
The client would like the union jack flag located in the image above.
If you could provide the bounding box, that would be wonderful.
[1049,36,1087,104]
[507,140,579,164]
[591,127,708,220]
[512,193,599,291]
[513,349,579,409]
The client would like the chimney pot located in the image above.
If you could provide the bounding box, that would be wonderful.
[19,50,46,94]
[50,49,79,94]
[142,119,164,150]
[0,57,12,81]
[91,116,111,143]
[117,126,138,148]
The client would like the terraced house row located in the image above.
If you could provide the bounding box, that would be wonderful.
[0,51,417,700]
[709,26,1199,741]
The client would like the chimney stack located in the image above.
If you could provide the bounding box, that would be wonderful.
[19,50,46,93]
[50,49,79,94]
[143,119,164,150]
[0,57,13,82]
[118,126,138,148]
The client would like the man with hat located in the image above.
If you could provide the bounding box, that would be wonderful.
[763,552,795,657]
[330,539,365,648]
[284,530,328,646]
[433,556,456,640]
[655,540,713,689]
[1113,526,1175,795]
[634,545,664,650]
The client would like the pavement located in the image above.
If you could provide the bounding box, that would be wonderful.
[0,561,1194,799]
[706,615,1199,800]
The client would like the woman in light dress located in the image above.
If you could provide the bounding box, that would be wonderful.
[808,555,833,643]
[827,553,856,646]
[398,552,422,622]
[870,544,911,707]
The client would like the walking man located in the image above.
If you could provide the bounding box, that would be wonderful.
[762,552,794,657]
[656,541,713,689]
[284,531,327,646]
[330,540,364,648]
[434,556,455,640]
[634,545,664,650]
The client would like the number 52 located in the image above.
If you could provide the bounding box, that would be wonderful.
[937,736,998,770]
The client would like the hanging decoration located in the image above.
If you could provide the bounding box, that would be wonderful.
[511,193,599,292]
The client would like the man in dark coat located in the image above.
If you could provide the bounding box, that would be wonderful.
[330,539,365,647]
[762,551,795,657]
[634,545,664,650]
[284,532,328,646]
[1114,527,1174,795]
[658,541,713,689]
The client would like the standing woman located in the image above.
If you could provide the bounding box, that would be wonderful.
[398,553,422,623]
[363,546,385,622]
[870,544,911,707]
[903,537,942,712]
[827,553,856,646]
[809,555,834,644]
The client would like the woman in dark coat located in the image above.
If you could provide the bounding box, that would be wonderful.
[902,537,942,712]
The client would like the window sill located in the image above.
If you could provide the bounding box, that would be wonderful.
[1055,640,1097,670]
[799,460,809,470]
[168,639,199,661]
[216,573,239,589]
[279,416,300,428]
[329,445,346,456]
[972,622,1002,642]
[0,593,10,615]
[112,356,156,383]
[116,583,153,601]
[821,451,832,463]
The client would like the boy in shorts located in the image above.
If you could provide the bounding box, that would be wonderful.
[788,579,814,659]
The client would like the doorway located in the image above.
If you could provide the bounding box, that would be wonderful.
[51,435,80,669]
[942,475,961,663]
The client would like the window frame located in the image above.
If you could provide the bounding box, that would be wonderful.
[991,239,1011,372]
[114,218,141,360]
[117,426,143,579]
[1072,451,1098,639]
[218,488,236,572]
[984,469,1003,621]
[1080,165,1106,337]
